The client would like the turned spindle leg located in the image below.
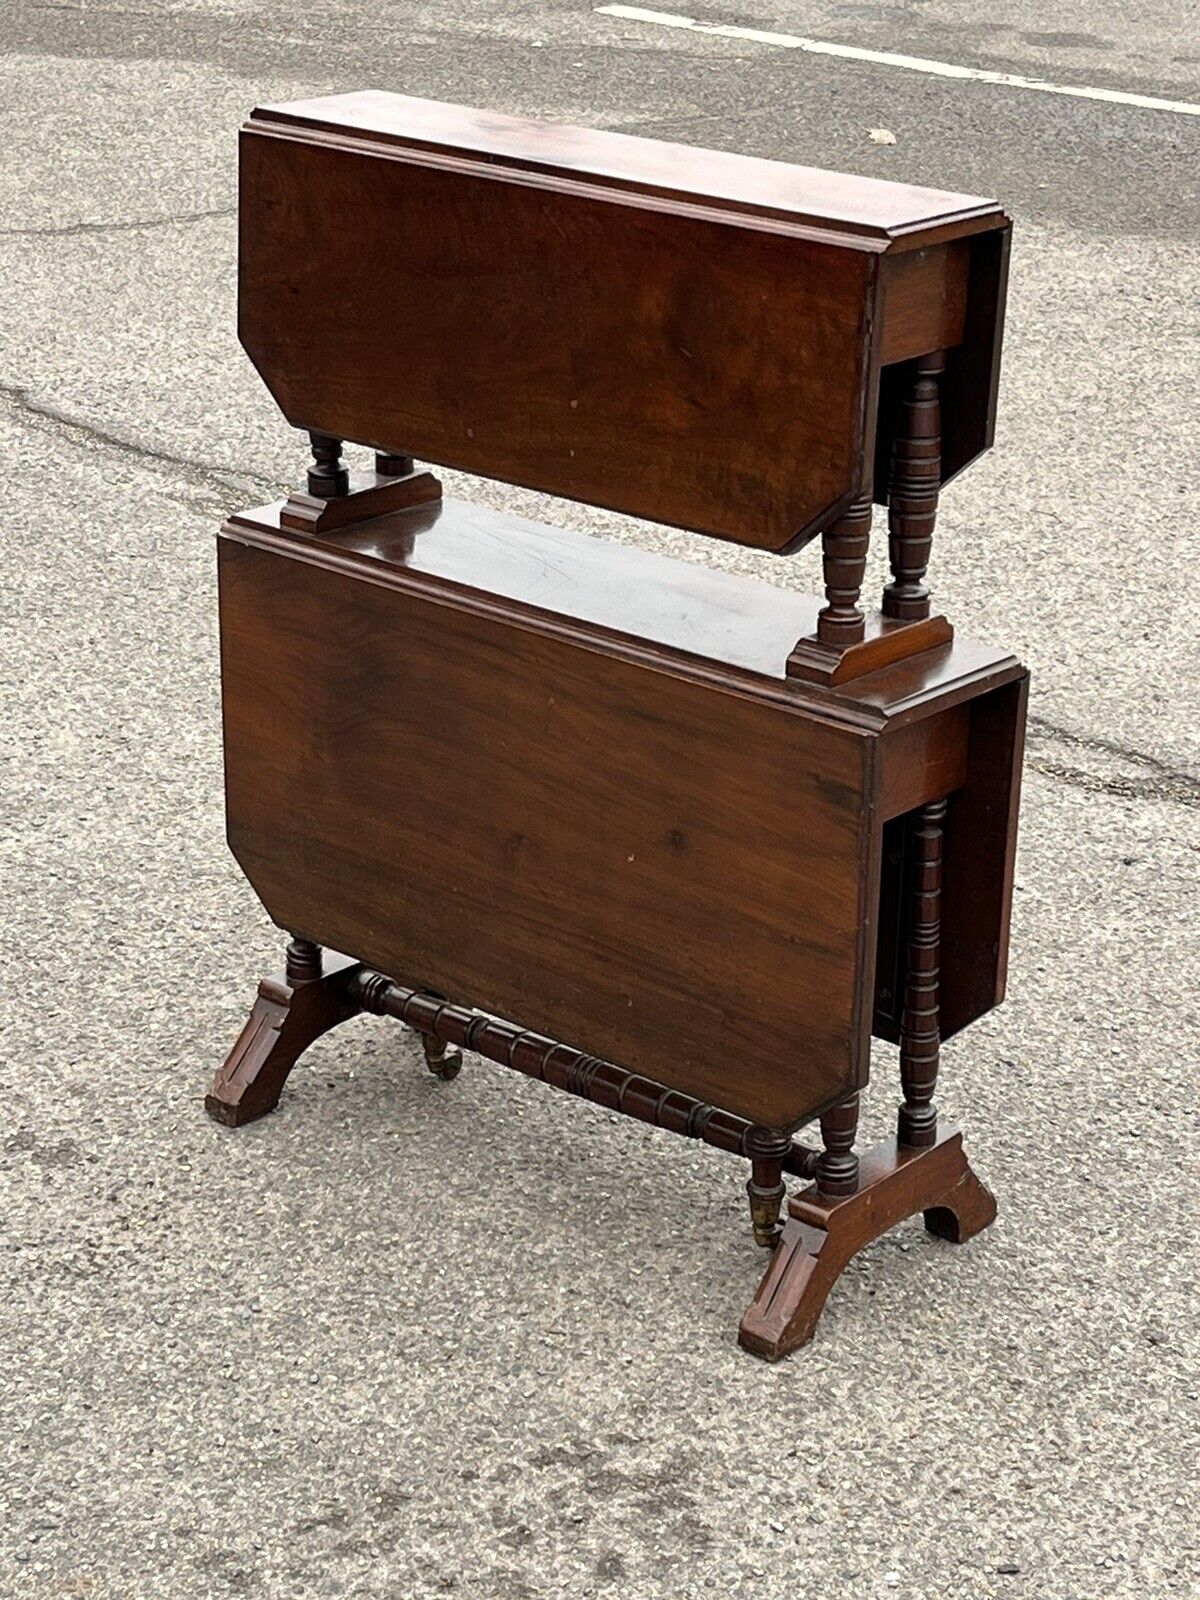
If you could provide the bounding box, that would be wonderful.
[375,450,414,477]
[816,1092,860,1199]
[883,352,944,622]
[285,936,323,983]
[898,798,947,1148]
[816,495,872,648]
[745,1126,791,1248]
[307,431,350,497]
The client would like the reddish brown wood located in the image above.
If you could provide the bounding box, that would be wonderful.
[214,93,1025,1354]
[745,1126,793,1249]
[256,92,1003,244]
[898,797,948,1147]
[877,242,968,365]
[738,1126,996,1360]
[876,703,968,821]
[220,499,1025,1123]
[205,949,362,1126]
[347,968,821,1181]
[219,526,875,1129]
[280,467,441,534]
[239,92,1009,552]
[788,484,954,686]
[787,612,952,687]
[816,495,872,647]
[816,1092,860,1198]
[883,353,945,621]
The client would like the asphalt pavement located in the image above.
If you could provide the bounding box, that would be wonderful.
[2,2,1198,1596]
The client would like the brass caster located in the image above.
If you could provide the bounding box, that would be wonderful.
[422,1034,462,1081]
[747,1181,786,1249]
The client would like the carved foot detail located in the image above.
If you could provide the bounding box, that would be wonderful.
[205,951,363,1126]
[924,1164,997,1242]
[738,1125,994,1361]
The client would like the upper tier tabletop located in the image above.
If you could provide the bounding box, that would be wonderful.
[249,90,1007,249]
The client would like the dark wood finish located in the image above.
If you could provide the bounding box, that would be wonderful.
[285,935,323,983]
[219,524,874,1129]
[206,949,362,1126]
[787,612,953,687]
[816,1092,861,1198]
[883,352,944,621]
[738,1126,996,1360]
[220,497,1026,1109]
[787,488,954,687]
[877,241,968,365]
[876,703,968,820]
[897,798,947,1147]
[209,947,823,1197]
[281,467,441,534]
[816,495,872,647]
[239,92,1009,553]
[939,675,1029,1038]
[941,225,1011,490]
[745,1126,794,1249]
[254,92,1002,241]
[347,967,821,1180]
[214,93,1025,1356]
[306,432,349,498]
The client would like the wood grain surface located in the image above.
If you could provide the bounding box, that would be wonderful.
[238,93,1009,551]
[218,499,1025,1127]
[219,533,874,1127]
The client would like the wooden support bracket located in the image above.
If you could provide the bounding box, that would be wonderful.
[787,612,953,685]
[204,950,363,1126]
[738,1125,996,1360]
[281,467,442,533]
[206,951,994,1357]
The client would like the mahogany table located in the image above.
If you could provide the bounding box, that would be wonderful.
[207,91,1026,1360]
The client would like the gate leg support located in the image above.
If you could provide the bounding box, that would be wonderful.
[205,942,363,1126]
[738,1126,996,1361]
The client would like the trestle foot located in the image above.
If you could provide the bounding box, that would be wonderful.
[738,1126,994,1361]
[205,948,362,1126]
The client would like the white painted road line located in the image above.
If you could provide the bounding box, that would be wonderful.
[596,5,1200,118]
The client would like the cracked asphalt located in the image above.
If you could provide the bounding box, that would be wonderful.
[1,2,1198,1597]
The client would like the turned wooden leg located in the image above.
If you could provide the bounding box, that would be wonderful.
[883,352,943,621]
[375,450,414,477]
[285,936,322,982]
[745,1125,791,1248]
[816,495,872,647]
[898,798,947,1149]
[816,1092,860,1198]
[307,431,349,497]
[205,942,363,1126]
[738,1125,996,1361]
